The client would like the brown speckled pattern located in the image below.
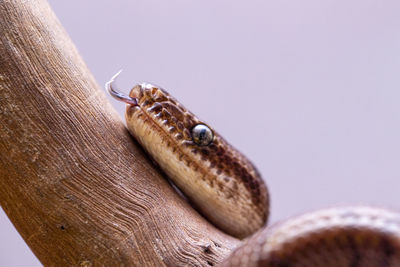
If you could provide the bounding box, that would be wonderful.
[221,207,400,267]
[125,84,269,238]
[115,80,400,265]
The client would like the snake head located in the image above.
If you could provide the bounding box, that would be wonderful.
[111,75,269,238]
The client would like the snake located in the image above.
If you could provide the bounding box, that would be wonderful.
[106,71,400,266]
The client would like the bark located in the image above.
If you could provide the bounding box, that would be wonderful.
[0,0,239,265]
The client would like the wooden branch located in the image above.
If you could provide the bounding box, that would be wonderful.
[0,0,239,265]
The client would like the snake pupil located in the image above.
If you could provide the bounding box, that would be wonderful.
[191,124,213,146]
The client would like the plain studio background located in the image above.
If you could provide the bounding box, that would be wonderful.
[1,1,400,265]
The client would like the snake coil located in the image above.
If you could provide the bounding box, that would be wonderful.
[107,72,400,266]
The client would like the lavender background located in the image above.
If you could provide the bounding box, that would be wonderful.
[1,1,400,265]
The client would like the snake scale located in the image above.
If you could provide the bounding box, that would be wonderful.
[106,71,400,266]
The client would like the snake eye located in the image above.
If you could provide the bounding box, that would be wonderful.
[191,124,213,146]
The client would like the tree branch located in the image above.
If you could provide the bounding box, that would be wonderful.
[0,0,238,265]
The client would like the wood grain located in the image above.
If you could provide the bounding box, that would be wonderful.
[0,0,239,265]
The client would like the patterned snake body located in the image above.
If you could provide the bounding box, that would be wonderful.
[106,73,400,266]
[124,82,269,238]
[223,207,400,266]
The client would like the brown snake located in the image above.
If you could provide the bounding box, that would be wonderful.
[106,71,400,266]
